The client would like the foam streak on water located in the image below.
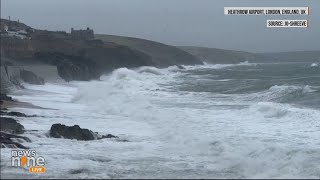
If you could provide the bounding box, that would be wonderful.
[1,63,319,179]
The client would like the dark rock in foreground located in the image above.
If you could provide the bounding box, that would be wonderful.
[50,123,119,141]
[0,117,25,134]
[20,69,45,85]
[50,124,97,141]
[0,131,30,149]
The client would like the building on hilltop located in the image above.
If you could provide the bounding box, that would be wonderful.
[71,27,94,40]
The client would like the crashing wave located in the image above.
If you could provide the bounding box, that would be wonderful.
[244,85,316,103]
[310,63,318,67]
[136,66,163,75]
[247,102,290,118]
[109,67,140,80]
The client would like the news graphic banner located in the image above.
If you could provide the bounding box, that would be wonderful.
[11,150,46,174]
[224,7,309,28]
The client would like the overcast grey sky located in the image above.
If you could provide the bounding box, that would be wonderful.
[1,0,319,53]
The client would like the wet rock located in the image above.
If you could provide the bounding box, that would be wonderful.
[0,131,30,149]
[49,123,96,141]
[0,94,13,101]
[100,134,118,139]
[49,123,119,141]
[20,69,45,85]
[0,131,31,142]
[1,110,30,117]
[0,109,36,117]
[115,139,130,142]
[0,117,25,134]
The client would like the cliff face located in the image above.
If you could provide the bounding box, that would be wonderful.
[0,66,22,93]
[0,64,60,93]
[1,19,203,93]
[1,36,34,60]
[34,52,101,82]
[1,29,153,82]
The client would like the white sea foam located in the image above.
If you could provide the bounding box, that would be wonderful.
[182,61,257,71]
[1,65,319,179]
[310,63,318,67]
[240,85,317,103]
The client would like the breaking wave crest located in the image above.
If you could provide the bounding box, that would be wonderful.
[310,63,319,67]
[6,62,320,179]
[244,85,317,103]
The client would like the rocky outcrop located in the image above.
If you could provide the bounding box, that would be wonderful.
[1,61,60,93]
[101,134,118,139]
[1,19,202,87]
[34,52,100,82]
[0,131,31,149]
[0,110,34,117]
[0,94,13,101]
[20,69,45,84]
[50,124,97,140]
[1,36,34,60]
[0,66,23,94]
[49,123,118,141]
[0,117,25,134]
[1,31,154,82]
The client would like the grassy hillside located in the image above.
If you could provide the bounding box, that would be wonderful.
[95,34,203,67]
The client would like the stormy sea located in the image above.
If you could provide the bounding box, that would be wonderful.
[1,62,319,178]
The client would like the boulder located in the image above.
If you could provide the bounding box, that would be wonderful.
[20,69,45,85]
[0,117,25,134]
[49,123,119,141]
[50,123,97,141]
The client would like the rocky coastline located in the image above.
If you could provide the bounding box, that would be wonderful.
[0,19,202,150]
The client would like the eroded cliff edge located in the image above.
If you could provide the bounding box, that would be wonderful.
[0,19,203,93]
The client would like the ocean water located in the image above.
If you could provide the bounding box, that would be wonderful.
[1,62,320,178]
